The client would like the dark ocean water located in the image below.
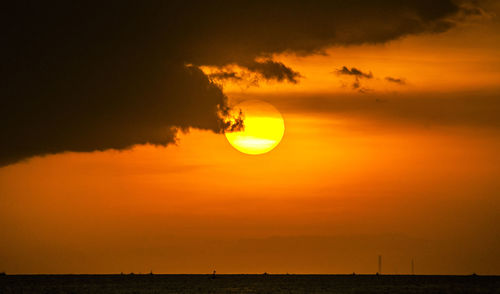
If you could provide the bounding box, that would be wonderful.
[1,274,499,293]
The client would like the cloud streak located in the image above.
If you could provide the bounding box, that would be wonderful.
[270,91,500,130]
[386,77,406,85]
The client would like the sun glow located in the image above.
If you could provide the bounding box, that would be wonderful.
[225,100,285,155]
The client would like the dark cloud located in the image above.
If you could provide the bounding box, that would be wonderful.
[386,77,406,85]
[1,64,243,167]
[209,71,243,82]
[336,66,373,92]
[242,61,301,83]
[353,79,361,89]
[181,1,479,65]
[337,67,374,79]
[0,1,481,166]
[208,61,300,86]
[338,68,406,91]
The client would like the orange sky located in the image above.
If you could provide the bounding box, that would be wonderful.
[1,4,500,275]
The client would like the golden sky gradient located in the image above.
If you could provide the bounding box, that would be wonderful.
[1,1,499,275]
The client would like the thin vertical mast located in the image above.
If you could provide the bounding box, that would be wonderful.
[378,255,382,274]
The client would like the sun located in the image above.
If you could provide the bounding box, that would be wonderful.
[225,100,285,155]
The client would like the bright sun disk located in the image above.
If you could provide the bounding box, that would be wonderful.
[225,100,285,155]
